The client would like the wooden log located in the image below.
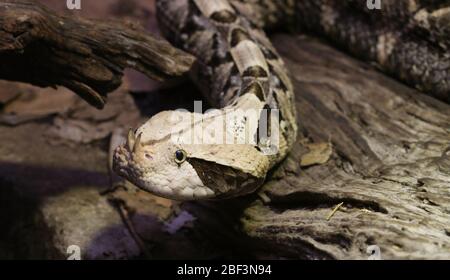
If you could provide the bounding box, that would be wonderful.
[0,0,195,109]
[187,34,450,260]
[234,34,450,260]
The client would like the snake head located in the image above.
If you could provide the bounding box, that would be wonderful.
[113,107,270,201]
[112,112,216,201]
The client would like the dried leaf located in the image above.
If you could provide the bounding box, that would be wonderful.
[300,142,333,167]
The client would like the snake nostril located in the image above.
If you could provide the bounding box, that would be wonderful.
[145,153,153,160]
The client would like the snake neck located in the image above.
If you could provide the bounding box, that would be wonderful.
[156,0,298,160]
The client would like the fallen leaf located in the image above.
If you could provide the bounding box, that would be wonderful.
[300,142,333,167]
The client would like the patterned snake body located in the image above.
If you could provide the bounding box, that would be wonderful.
[232,0,450,102]
[113,0,297,200]
[113,0,450,200]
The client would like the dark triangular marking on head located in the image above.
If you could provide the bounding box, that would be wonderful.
[187,158,264,199]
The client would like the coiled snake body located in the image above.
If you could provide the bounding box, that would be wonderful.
[113,0,450,200]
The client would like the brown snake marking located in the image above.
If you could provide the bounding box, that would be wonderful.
[232,0,450,102]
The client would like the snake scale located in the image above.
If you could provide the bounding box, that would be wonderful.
[113,0,450,201]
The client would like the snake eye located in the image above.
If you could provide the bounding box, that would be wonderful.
[174,149,187,164]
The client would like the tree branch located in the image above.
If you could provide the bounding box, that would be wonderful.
[0,0,195,109]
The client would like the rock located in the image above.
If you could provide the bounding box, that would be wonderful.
[0,82,76,126]
[40,187,142,260]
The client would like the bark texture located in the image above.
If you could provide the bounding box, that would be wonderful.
[0,0,195,108]
[231,34,450,260]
